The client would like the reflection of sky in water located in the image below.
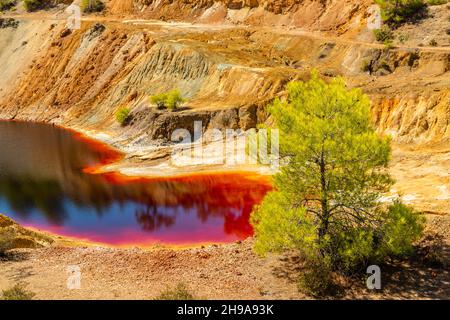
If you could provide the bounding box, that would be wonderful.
[0,121,271,246]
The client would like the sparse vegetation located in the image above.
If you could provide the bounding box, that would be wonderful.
[0,0,15,11]
[0,17,19,29]
[428,38,438,46]
[150,89,185,110]
[379,59,392,71]
[372,27,396,49]
[115,107,130,126]
[23,0,44,11]
[80,0,105,13]
[427,0,447,5]
[155,283,195,300]
[361,59,372,73]
[408,51,420,67]
[0,227,15,256]
[251,73,425,297]
[375,0,428,26]
[23,0,76,12]
[374,27,394,43]
[398,33,409,43]
[384,40,395,50]
[1,284,35,300]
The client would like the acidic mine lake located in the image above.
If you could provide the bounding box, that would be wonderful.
[0,121,272,247]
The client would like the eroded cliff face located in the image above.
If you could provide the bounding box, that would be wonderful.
[373,91,450,145]
[1,16,448,144]
[106,0,370,33]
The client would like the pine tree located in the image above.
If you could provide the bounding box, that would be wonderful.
[251,73,424,294]
[375,0,427,25]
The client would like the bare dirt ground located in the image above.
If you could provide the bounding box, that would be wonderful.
[0,224,448,300]
[389,145,450,216]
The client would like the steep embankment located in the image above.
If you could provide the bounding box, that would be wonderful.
[107,0,371,33]
[0,16,448,141]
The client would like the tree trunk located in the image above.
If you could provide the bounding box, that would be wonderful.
[318,152,329,247]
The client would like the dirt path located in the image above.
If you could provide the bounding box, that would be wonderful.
[3,12,450,54]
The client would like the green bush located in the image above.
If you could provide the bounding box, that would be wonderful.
[150,89,185,110]
[115,107,130,126]
[379,59,392,71]
[166,89,185,110]
[376,200,425,258]
[374,27,394,42]
[150,92,169,109]
[0,0,16,11]
[80,0,104,13]
[23,0,44,11]
[155,283,195,300]
[1,284,35,300]
[375,0,427,25]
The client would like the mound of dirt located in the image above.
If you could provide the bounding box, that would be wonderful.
[0,214,54,253]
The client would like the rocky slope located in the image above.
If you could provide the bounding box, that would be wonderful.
[0,214,53,252]
[107,0,372,32]
[0,16,448,141]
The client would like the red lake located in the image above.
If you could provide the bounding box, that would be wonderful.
[0,121,272,247]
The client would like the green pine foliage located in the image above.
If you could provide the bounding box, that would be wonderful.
[251,73,424,296]
[375,0,427,25]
